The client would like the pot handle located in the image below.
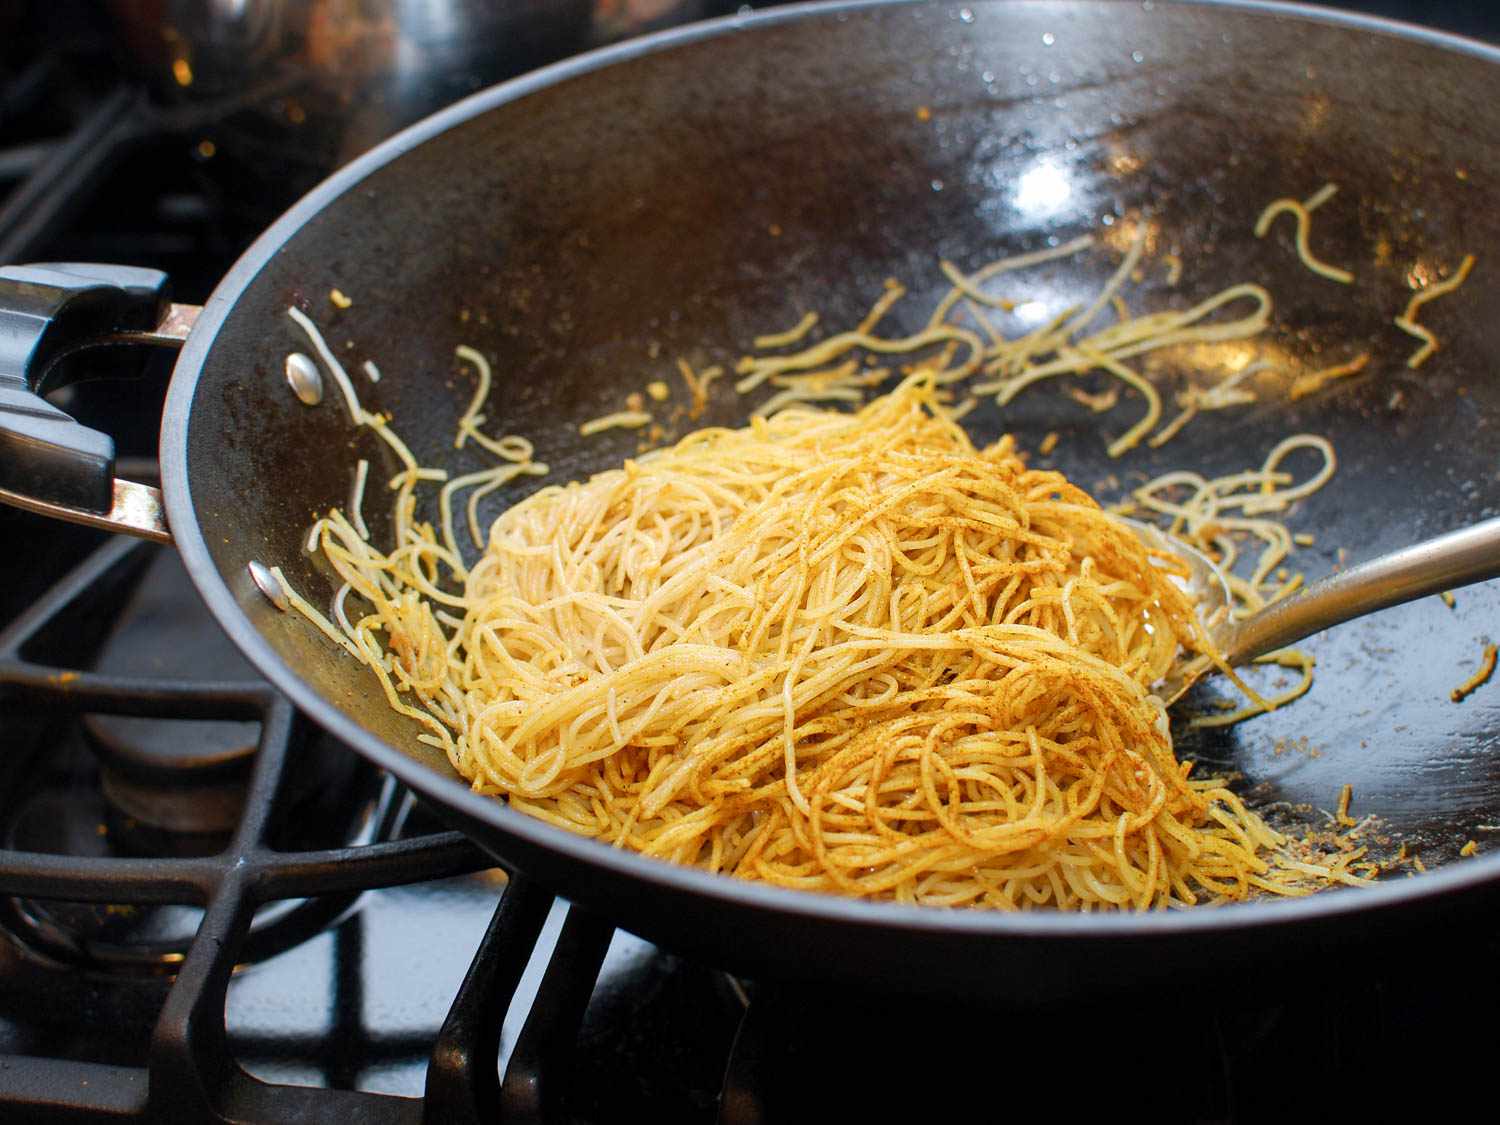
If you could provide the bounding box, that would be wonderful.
[0,263,201,544]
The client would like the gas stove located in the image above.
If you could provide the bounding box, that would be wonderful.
[2,3,1498,1121]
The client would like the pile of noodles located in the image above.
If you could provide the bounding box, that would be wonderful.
[296,376,1367,909]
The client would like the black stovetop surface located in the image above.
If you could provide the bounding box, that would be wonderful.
[2,3,1498,1121]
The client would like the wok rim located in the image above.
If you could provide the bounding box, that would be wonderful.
[161,0,1500,943]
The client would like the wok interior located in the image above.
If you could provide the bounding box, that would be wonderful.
[187,1,1500,881]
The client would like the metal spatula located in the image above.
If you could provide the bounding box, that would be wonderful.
[1123,516,1500,705]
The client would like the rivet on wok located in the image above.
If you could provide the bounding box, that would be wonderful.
[284,351,324,406]
[248,560,289,612]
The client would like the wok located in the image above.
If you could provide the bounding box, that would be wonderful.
[4,0,1500,1004]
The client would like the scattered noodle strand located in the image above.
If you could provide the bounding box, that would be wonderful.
[1289,353,1370,401]
[454,345,492,448]
[1451,643,1497,703]
[1254,184,1355,284]
[754,311,819,349]
[288,306,367,423]
[349,458,371,541]
[580,410,653,436]
[1396,254,1476,368]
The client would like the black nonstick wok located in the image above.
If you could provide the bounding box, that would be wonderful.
[4,0,1500,1005]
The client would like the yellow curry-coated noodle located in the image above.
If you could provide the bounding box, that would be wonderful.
[298,376,1370,910]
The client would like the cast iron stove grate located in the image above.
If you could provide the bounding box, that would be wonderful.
[0,532,628,1123]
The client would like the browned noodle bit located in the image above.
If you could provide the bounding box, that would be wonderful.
[1451,643,1498,703]
[1396,254,1477,368]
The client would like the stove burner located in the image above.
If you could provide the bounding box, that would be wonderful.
[0,731,397,974]
[0,538,441,974]
[82,549,263,839]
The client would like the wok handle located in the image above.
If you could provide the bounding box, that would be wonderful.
[1224,517,1500,662]
[0,263,200,545]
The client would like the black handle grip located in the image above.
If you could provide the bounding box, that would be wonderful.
[0,263,170,514]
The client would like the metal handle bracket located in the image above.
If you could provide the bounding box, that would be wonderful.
[0,263,198,539]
